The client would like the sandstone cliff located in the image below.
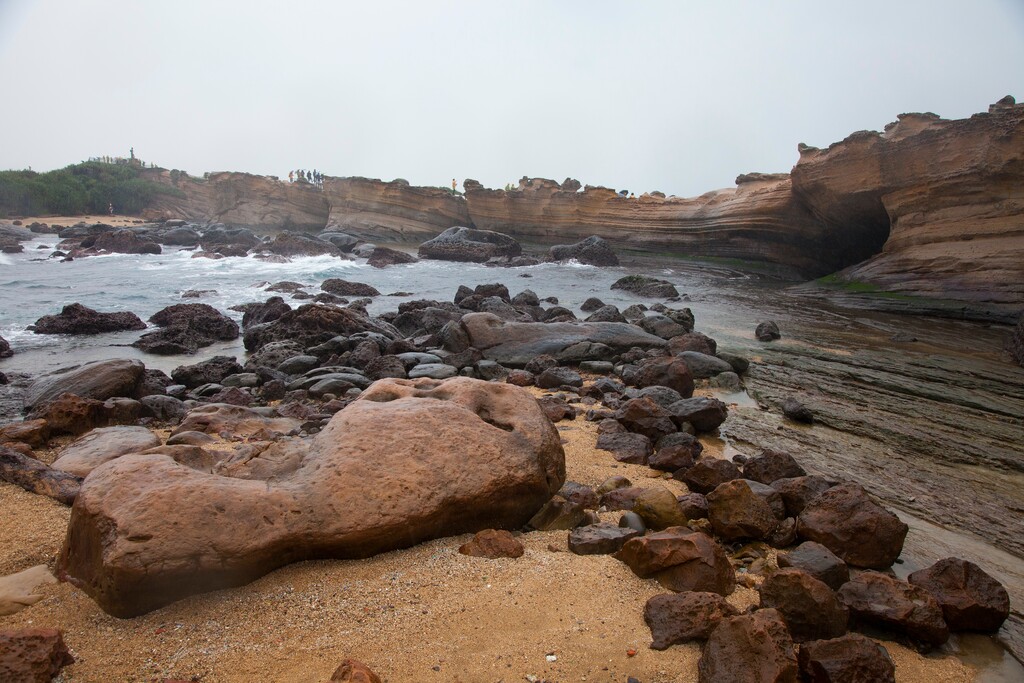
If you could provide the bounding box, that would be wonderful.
[463,175,842,277]
[791,97,1024,312]
[142,170,330,232]
[321,177,470,242]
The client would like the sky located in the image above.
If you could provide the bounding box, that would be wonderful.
[1,0,1022,197]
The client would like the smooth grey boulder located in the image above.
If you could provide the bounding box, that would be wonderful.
[24,359,146,410]
[461,312,666,367]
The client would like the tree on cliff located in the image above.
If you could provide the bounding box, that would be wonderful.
[0,162,182,217]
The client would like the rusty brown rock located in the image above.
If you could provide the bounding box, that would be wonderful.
[837,571,949,649]
[0,420,50,448]
[0,628,75,683]
[615,528,735,595]
[644,591,738,650]
[51,426,161,478]
[57,377,565,617]
[329,658,383,683]
[798,633,895,683]
[697,609,799,683]
[907,557,1010,632]
[458,529,524,559]
[797,483,907,569]
[759,568,848,643]
[0,445,82,505]
[707,479,780,541]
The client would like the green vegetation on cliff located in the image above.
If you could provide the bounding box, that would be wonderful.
[0,162,182,217]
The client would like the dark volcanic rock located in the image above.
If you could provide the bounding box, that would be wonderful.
[679,459,741,494]
[614,397,677,441]
[649,432,702,471]
[0,334,10,358]
[798,633,896,683]
[797,483,908,569]
[549,235,619,266]
[644,592,738,650]
[367,246,417,267]
[1011,314,1024,366]
[837,572,949,649]
[595,431,652,465]
[697,609,799,683]
[30,303,146,335]
[771,476,833,517]
[777,541,850,591]
[568,522,642,555]
[461,312,666,367]
[907,557,1010,632]
[759,568,848,642]
[536,366,583,389]
[321,279,380,297]
[743,449,806,485]
[418,226,521,263]
[611,275,679,298]
[615,527,736,595]
[782,397,814,423]
[261,232,339,257]
[756,320,782,341]
[243,304,397,352]
[667,397,727,432]
[171,356,244,389]
[631,357,695,397]
[240,296,292,328]
[133,303,239,355]
[93,230,161,254]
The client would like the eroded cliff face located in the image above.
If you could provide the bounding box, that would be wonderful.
[321,177,470,242]
[463,175,840,277]
[792,97,1024,310]
[142,170,330,232]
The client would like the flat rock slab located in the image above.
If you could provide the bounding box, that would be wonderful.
[52,426,161,477]
[57,377,565,617]
[461,312,666,367]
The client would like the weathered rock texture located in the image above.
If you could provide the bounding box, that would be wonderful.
[793,97,1024,315]
[57,377,565,617]
[323,176,471,242]
[143,170,330,231]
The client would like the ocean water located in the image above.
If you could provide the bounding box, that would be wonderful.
[0,236,772,377]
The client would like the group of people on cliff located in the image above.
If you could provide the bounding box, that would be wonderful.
[289,169,323,188]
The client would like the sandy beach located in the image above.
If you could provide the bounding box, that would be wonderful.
[0,387,976,682]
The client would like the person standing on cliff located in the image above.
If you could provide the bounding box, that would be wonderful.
[451,178,457,194]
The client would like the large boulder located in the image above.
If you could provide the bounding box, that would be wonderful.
[23,359,145,411]
[243,304,398,352]
[644,592,738,650]
[132,303,239,355]
[798,634,895,683]
[366,246,417,267]
[460,312,666,367]
[614,527,735,595]
[759,568,848,642]
[549,235,619,266]
[631,357,695,397]
[697,609,799,683]
[320,279,380,297]
[57,377,565,617]
[706,479,779,541]
[777,541,849,591]
[0,334,10,358]
[797,483,908,569]
[418,226,522,263]
[30,303,146,335]
[92,230,161,255]
[260,232,340,257]
[666,397,728,432]
[611,275,679,298]
[837,572,949,649]
[171,356,244,389]
[51,426,161,477]
[907,557,1010,632]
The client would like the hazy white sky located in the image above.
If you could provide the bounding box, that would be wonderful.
[1,0,1022,196]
